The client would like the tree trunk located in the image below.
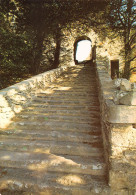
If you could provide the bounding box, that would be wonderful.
[122,0,133,79]
[30,24,46,74]
[122,37,131,79]
[52,29,61,69]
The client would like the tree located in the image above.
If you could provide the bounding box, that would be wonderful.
[107,0,136,79]
[0,0,33,88]
[0,0,108,89]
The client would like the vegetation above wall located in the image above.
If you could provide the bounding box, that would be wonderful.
[0,0,108,89]
[106,0,136,79]
[0,0,135,89]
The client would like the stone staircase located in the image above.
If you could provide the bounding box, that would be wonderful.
[0,64,110,194]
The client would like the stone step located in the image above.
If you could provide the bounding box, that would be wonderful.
[0,151,106,175]
[36,94,99,100]
[53,90,98,94]
[15,114,100,124]
[32,99,99,106]
[0,167,110,194]
[6,123,101,134]
[10,120,101,131]
[39,87,98,92]
[28,104,100,112]
[62,73,97,76]
[59,81,97,84]
[12,119,101,130]
[37,92,98,97]
[65,77,96,80]
[60,86,97,90]
[0,139,104,157]
[38,92,99,97]
[0,64,109,193]
[0,129,102,143]
[54,83,97,86]
[21,108,100,117]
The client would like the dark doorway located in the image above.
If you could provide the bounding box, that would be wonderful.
[111,60,119,79]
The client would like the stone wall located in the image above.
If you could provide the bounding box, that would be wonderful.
[0,66,69,129]
[59,23,124,77]
[95,55,136,193]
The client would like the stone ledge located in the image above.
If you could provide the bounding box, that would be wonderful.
[95,58,136,191]
[96,61,136,124]
[0,66,69,128]
[105,100,136,123]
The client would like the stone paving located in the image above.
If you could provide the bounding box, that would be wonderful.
[0,64,109,194]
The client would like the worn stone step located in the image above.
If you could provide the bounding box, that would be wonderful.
[35,93,99,101]
[54,83,97,86]
[10,120,101,132]
[38,92,98,98]
[60,82,96,84]
[0,139,104,157]
[32,99,99,106]
[51,87,97,91]
[0,167,109,194]
[53,90,98,94]
[50,79,96,83]
[39,87,98,92]
[60,81,97,85]
[0,129,102,143]
[15,114,100,124]
[36,94,99,101]
[21,108,100,117]
[0,151,106,175]
[12,118,101,130]
[29,104,100,111]
[68,77,96,80]
[0,64,108,193]
[37,92,98,97]
[0,125,101,134]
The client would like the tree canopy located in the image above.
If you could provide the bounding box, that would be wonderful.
[0,0,108,89]
[106,0,136,78]
[0,0,135,89]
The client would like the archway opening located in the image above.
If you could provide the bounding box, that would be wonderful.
[111,60,119,79]
[74,37,92,64]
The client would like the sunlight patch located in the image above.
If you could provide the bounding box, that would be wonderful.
[1,155,11,160]
[57,175,84,186]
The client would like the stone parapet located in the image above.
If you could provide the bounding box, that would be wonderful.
[95,59,136,193]
[0,66,68,128]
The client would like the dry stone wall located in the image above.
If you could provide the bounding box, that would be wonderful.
[95,54,136,194]
[0,66,69,129]
[59,22,124,76]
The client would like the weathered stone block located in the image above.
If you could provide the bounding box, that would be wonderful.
[119,91,136,105]
[109,170,136,190]
[111,126,136,148]
[120,79,131,91]
[96,57,136,192]
[0,95,9,107]
[113,90,128,104]
[105,100,136,123]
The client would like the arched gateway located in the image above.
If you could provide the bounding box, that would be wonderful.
[74,36,92,64]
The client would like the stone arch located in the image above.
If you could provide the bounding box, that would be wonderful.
[74,36,92,64]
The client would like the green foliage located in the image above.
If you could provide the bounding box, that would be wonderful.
[0,0,108,89]
[0,1,34,88]
[0,20,33,88]
[106,0,136,79]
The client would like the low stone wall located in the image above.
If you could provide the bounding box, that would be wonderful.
[0,66,69,129]
[95,60,136,193]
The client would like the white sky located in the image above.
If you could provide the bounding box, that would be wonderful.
[76,40,92,62]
